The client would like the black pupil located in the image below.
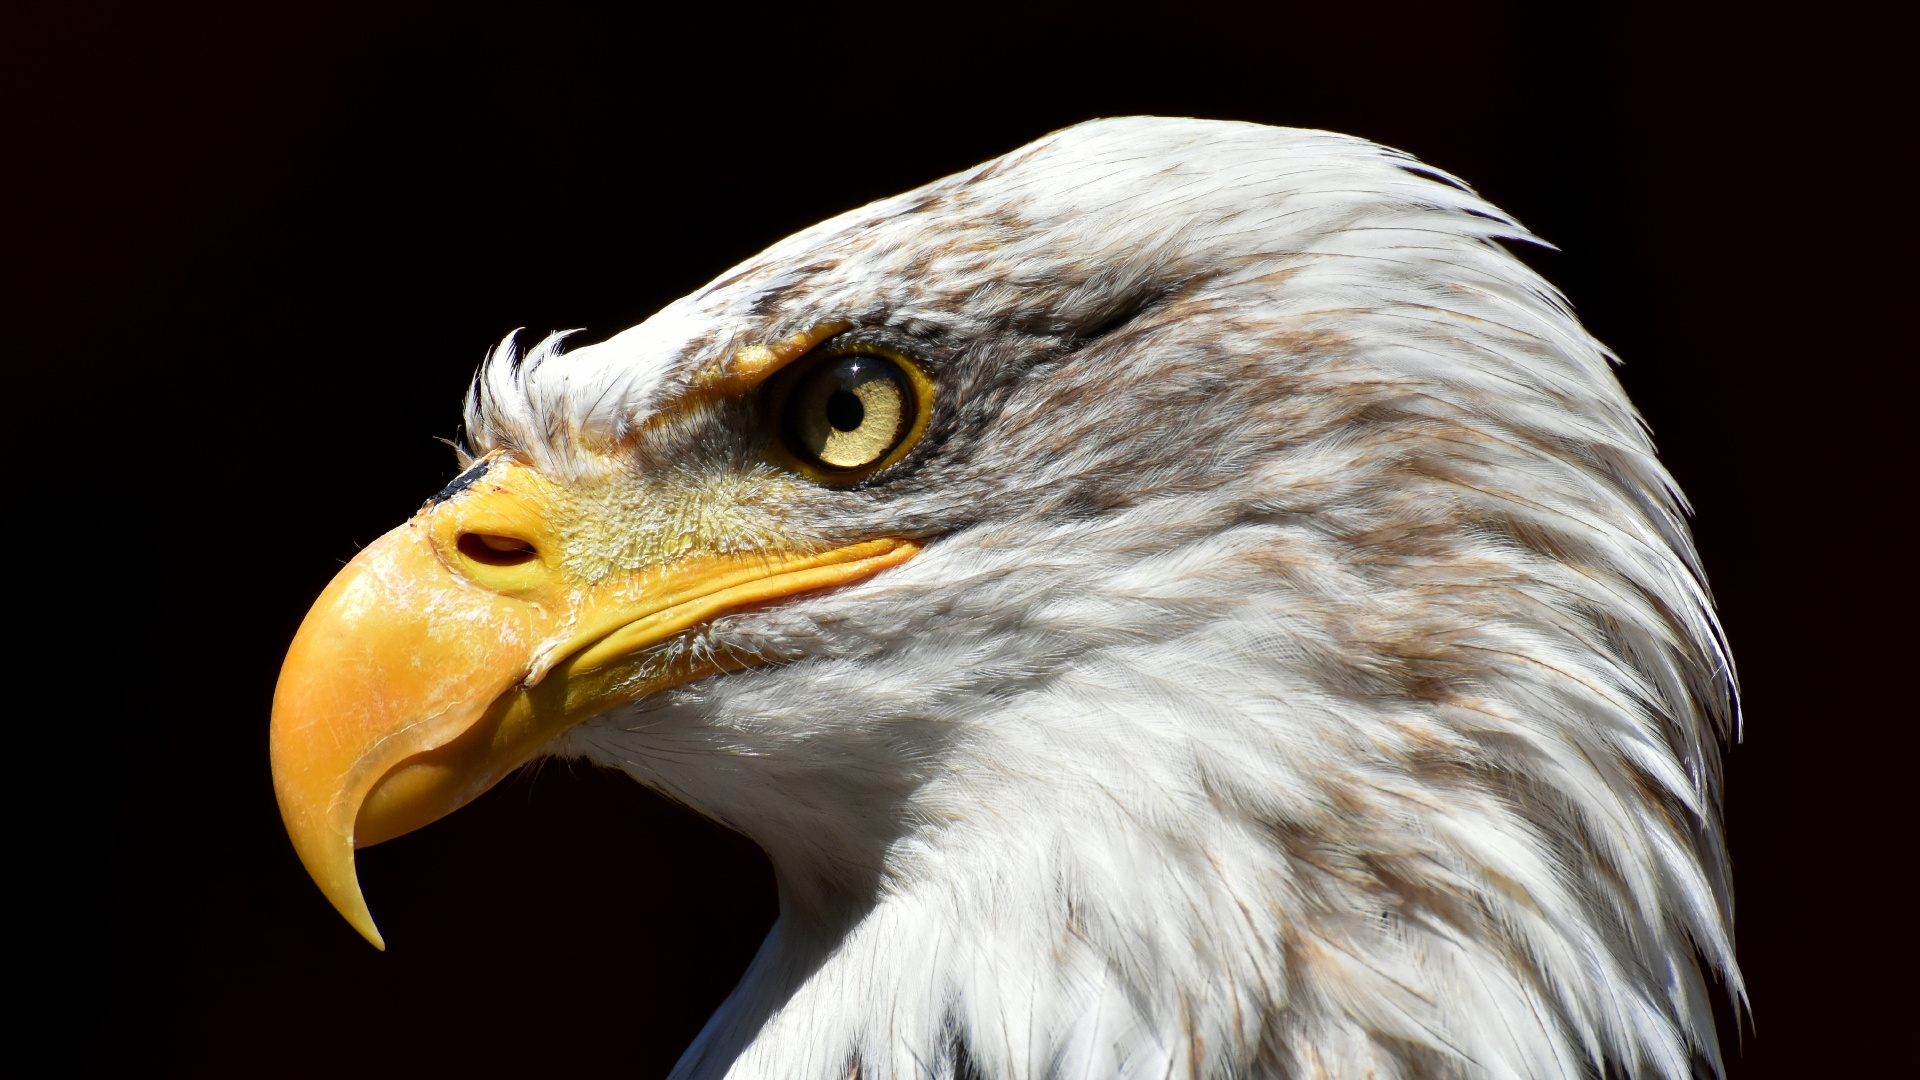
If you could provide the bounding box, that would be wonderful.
[826,388,865,432]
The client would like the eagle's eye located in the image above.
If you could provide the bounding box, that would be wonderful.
[768,345,931,480]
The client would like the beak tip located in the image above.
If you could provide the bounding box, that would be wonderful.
[321,869,387,951]
[290,827,389,950]
[331,883,388,951]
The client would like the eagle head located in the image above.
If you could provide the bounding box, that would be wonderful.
[271,118,1738,1080]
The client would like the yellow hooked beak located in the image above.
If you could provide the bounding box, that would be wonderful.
[269,455,917,948]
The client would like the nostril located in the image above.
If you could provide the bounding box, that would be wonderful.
[458,532,538,566]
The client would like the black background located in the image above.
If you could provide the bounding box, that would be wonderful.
[8,3,1905,1076]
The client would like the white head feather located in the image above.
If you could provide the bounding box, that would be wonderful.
[465,118,1737,1080]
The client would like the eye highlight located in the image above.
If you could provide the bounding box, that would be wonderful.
[766,344,931,481]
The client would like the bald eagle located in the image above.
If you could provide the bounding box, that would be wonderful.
[271,118,1739,1080]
